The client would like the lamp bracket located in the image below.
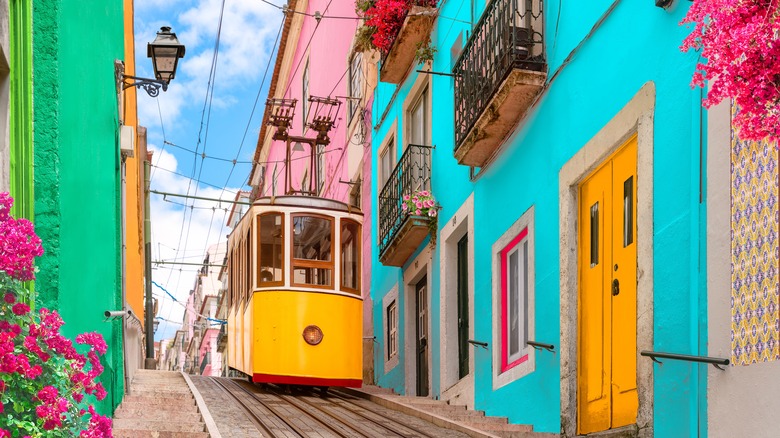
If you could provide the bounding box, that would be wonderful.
[121,75,168,97]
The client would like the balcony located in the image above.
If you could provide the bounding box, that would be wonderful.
[379,144,433,267]
[380,5,437,84]
[453,0,546,167]
[200,352,211,375]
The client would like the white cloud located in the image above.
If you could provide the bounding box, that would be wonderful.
[147,145,238,341]
[136,0,282,139]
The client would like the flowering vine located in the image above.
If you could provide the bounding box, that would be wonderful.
[681,0,780,142]
[355,0,438,54]
[402,190,440,246]
[0,193,112,437]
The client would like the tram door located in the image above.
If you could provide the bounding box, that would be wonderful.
[416,276,429,396]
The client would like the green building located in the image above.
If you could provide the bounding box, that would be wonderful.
[31,0,128,414]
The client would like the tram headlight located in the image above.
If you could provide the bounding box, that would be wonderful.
[302,325,324,345]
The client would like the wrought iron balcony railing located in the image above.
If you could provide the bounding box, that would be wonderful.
[453,0,545,151]
[378,144,433,257]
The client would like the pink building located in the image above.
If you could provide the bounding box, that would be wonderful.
[248,0,377,382]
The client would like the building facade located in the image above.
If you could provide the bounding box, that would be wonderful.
[29,0,142,414]
[367,0,708,436]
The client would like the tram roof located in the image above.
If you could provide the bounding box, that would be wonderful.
[252,195,363,215]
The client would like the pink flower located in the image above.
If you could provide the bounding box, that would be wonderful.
[402,203,408,211]
[415,201,423,209]
[429,209,438,217]
[12,302,30,315]
[403,194,410,201]
[3,293,14,304]
[418,190,429,197]
[415,209,422,215]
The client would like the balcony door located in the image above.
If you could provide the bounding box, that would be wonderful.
[408,86,429,192]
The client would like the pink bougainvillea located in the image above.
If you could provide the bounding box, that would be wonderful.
[0,192,44,281]
[360,0,438,54]
[0,192,112,437]
[681,0,780,142]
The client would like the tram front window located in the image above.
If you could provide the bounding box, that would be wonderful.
[292,215,334,288]
[257,213,284,286]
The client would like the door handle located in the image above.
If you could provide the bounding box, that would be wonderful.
[612,278,620,296]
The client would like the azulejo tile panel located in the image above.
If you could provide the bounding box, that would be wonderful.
[731,108,780,365]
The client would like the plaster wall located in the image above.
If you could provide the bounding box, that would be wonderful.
[706,100,780,438]
[262,0,360,203]
[370,0,705,435]
[32,0,126,414]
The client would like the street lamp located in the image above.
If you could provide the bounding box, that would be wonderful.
[119,26,186,97]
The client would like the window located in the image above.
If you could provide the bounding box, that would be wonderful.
[302,58,310,131]
[348,53,363,121]
[292,215,334,288]
[379,138,396,189]
[349,176,362,209]
[492,207,535,387]
[341,220,361,293]
[387,300,398,359]
[502,229,528,369]
[409,86,428,146]
[257,213,284,286]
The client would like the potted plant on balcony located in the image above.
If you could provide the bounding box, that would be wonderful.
[402,189,439,246]
[355,0,438,83]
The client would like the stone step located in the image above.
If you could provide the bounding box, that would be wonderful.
[112,419,206,433]
[439,413,508,424]
[114,408,203,423]
[465,421,533,433]
[113,430,210,438]
[394,396,452,405]
[117,401,198,415]
[493,432,560,438]
[128,387,193,396]
[122,394,195,405]
[425,407,487,419]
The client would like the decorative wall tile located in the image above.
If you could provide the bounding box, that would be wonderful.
[731,106,780,365]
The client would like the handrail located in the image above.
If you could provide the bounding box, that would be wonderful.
[467,339,489,349]
[640,350,730,370]
[527,341,555,352]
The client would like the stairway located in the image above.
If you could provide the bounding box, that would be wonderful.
[112,370,210,438]
[348,386,558,438]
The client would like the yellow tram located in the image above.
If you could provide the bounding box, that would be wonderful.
[226,196,363,387]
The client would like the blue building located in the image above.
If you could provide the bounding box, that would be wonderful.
[367,0,710,436]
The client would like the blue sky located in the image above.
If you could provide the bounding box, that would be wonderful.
[133,0,285,341]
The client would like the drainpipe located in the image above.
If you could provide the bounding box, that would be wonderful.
[144,154,156,369]
[120,155,132,393]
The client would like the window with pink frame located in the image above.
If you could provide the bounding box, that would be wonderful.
[500,226,530,373]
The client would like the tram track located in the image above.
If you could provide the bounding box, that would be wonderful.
[208,376,449,437]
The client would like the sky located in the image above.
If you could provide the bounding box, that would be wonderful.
[133,0,286,341]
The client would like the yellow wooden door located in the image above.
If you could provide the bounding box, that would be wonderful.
[578,136,638,434]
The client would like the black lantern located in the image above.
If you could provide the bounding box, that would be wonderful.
[147,26,186,85]
[118,26,186,97]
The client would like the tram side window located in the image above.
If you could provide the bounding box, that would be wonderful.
[245,227,252,298]
[341,220,361,293]
[292,215,333,288]
[257,213,284,286]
